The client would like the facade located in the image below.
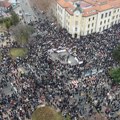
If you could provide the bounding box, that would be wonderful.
[52,0,120,38]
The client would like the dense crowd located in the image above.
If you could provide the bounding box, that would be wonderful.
[0,12,120,120]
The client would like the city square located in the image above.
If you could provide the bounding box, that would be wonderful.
[0,0,120,120]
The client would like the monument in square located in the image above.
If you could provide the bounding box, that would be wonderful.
[48,48,83,66]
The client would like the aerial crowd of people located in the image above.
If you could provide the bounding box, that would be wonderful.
[0,12,120,120]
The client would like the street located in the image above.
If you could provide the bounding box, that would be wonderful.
[19,0,38,23]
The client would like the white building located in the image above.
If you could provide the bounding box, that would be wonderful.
[52,0,120,38]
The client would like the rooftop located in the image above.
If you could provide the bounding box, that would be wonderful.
[0,1,11,8]
[57,0,120,16]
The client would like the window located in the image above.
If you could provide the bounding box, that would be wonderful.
[99,27,101,32]
[75,21,78,26]
[100,21,102,25]
[92,23,94,27]
[109,11,111,16]
[75,27,77,31]
[103,26,105,30]
[112,16,114,19]
[114,10,116,13]
[116,15,118,18]
[93,17,95,20]
[107,25,109,29]
[105,13,108,17]
[111,22,113,25]
[88,24,90,28]
[89,18,91,21]
[87,30,89,34]
[108,19,110,22]
[104,20,106,24]
[91,29,93,33]
[61,8,62,13]
[101,14,103,19]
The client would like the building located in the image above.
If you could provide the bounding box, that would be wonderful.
[0,1,12,12]
[52,0,120,38]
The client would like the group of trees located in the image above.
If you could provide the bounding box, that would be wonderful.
[6,11,19,29]
[109,45,120,84]
[3,11,33,46]
[0,11,19,29]
[31,0,56,21]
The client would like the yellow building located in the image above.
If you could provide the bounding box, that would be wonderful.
[52,0,120,38]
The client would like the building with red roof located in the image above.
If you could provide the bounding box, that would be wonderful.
[52,0,120,38]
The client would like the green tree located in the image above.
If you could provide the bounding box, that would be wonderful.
[5,20,11,30]
[11,11,19,25]
[109,68,120,84]
[113,45,120,63]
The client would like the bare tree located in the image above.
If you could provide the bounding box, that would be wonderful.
[12,24,34,46]
[29,0,57,21]
[30,0,55,12]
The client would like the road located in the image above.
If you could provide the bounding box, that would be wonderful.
[19,0,38,23]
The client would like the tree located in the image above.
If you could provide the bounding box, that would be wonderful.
[109,68,120,84]
[30,0,56,21]
[109,45,120,85]
[30,0,55,11]
[11,11,19,25]
[13,24,34,45]
[112,45,120,63]
[5,20,11,30]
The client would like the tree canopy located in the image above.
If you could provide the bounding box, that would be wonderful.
[109,68,120,84]
[13,24,34,45]
[10,11,19,25]
[0,11,19,29]
[31,0,54,11]
[109,45,120,84]
[112,45,120,63]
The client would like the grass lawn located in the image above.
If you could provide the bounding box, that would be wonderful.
[32,106,63,120]
[9,48,28,59]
